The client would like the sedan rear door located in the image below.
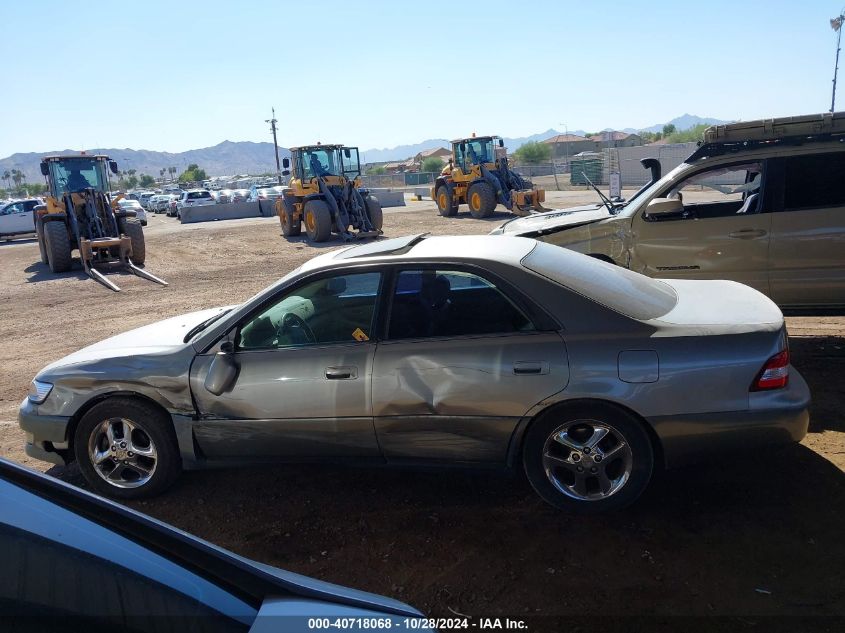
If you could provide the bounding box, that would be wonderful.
[372,267,569,464]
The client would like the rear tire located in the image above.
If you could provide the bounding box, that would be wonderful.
[523,402,654,514]
[120,218,145,265]
[44,221,72,273]
[365,196,383,230]
[467,181,496,219]
[74,397,181,500]
[304,199,332,242]
[435,185,457,217]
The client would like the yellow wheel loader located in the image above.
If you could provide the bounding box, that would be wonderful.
[431,135,546,218]
[34,154,167,291]
[275,144,383,243]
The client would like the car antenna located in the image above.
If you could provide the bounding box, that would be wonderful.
[582,172,617,215]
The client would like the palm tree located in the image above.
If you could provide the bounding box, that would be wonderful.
[11,169,22,193]
[2,170,10,195]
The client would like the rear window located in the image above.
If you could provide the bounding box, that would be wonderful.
[187,191,211,200]
[783,151,845,210]
[521,242,678,320]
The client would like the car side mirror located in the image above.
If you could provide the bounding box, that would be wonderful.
[645,197,685,218]
[204,340,238,395]
[40,162,49,176]
[282,158,290,169]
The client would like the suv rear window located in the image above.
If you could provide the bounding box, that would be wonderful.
[522,242,678,320]
[187,191,211,200]
[783,152,845,210]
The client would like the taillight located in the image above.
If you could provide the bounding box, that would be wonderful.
[751,349,789,391]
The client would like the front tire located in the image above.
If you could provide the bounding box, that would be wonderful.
[467,181,496,218]
[365,196,383,230]
[36,219,48,264]
[303,199,332,242]
[523,402,654,514]
[280,205,301,237]
[435,185,457,217]
[120,218,145,265]
[44,221,72,273]
[73,397,181,500]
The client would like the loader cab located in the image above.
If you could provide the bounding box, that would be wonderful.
[42,155,113,199]
[340,146,361,178]
[296,145,341,181]
[452,136,502,174]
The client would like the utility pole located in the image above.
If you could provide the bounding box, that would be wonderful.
[266,108,282,185]
[832,11,845,112]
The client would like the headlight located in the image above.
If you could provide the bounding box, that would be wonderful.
[28,380,53,404]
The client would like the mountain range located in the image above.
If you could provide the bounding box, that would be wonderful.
[1,114,728,182]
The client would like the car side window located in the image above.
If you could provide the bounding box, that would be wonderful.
[783,152,845,211]
[1,203,21,215]
[658,161,764,219]
[387,269,535,340]
[238,272,382,350]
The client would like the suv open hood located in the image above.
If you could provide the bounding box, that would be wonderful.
[491,204,611,236]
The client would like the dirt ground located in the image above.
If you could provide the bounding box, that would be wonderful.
[1,192,843,631]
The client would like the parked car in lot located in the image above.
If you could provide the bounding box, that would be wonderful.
[231,189,249,203]
[176,189,216,218]
[249,184,286,203]
[117,198,147,225]
[0,198,43,238]
[492,112,845,312]
[167,196,179,216]
[137,191,156,209]
[19,234,809,512]
[212,189,232,204]
[0,457,425,628]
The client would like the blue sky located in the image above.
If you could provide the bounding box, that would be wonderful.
[0,0,841,156]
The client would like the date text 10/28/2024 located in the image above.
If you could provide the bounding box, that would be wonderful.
[306,618,529,630]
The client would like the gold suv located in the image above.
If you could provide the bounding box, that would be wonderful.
[492,112,845,311]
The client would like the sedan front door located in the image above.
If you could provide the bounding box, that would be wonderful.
[372,267,569,464]
[189,271,384,461]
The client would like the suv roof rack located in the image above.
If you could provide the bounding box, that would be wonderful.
[687,112,845,162]
[704,112,845,143]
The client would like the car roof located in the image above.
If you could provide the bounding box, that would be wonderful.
[302,234,536,273]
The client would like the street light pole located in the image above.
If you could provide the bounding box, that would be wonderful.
[832,10,845,112]
[266,108,282,185]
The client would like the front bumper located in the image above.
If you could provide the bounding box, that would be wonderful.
[649,368,811,468]
[19,397,72,466]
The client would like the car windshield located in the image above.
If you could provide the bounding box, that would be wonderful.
[522,241,678,320]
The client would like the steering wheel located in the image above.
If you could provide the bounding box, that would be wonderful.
[279,312,315,344]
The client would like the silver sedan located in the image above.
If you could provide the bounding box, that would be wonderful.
[19,234,810,512]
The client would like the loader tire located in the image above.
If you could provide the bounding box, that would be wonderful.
[435,185,457,217]
[44,221,72,273]
[365,196,383,230]
[281,206,301,237]
[468,181,496,219]
[304,199,332,243]
[121,218,146,265]
[36,220,48,264]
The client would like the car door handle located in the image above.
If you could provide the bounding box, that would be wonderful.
[728,229,767,239]
[513,361,549,375]
[325,366,357,380]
